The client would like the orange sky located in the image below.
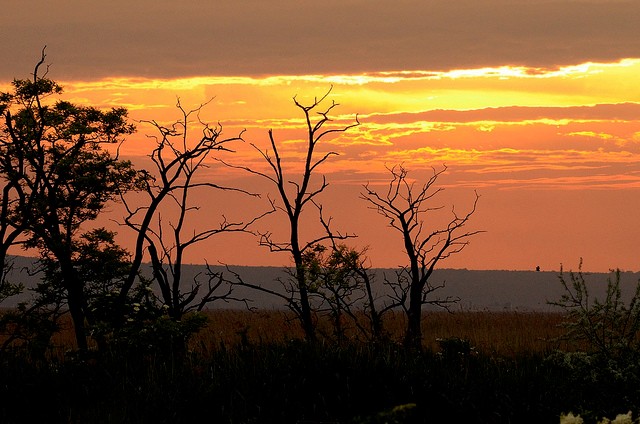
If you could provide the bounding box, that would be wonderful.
[2,1,640,271]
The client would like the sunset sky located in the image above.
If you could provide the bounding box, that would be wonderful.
[2,0,640,272]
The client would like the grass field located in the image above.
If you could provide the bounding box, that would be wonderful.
[195,309,569,357]
[46,309,570,357]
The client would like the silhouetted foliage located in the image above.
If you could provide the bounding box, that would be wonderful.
[0,49,142,350]
[550,260,640,358]
[301,243,389,343]
[540,261,640,421]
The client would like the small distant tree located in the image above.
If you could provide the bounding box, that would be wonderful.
[301,243,388,343]
[361,164,481,349]
[228,89,359,341]
[0,49,142,350]
[302,243,360,342]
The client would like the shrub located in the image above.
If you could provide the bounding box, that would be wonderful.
[548,261,640,419]
[550,261,640,359]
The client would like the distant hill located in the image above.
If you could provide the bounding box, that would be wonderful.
[3,256,639,311]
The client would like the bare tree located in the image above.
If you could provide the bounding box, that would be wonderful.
[120,100,272,322]
[361,164,481,349]
[227,89,359,341]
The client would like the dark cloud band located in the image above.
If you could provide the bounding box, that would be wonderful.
[2,0,639,80]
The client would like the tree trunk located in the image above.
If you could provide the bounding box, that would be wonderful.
[59,255,88,351]
[67,282,88,351]
[404,284,423,350]
[293,219,316,342]
[361,270,383,341]
[334,291,340,342]
[298,279,316,342]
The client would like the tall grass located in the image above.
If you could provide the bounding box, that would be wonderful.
[3,309,569,358]
[196,309,568,357]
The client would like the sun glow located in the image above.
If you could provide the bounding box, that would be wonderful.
[50,58,640,115]
[5,58,640,270]
[36,58,638,193]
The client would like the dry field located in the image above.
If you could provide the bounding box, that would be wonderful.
[195,309,568,357]
[16,309,569,357]
[1,308,570,359]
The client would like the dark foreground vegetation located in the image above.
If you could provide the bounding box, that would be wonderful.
[1,308,640,424]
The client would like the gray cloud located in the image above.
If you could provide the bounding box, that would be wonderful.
[2,0,639,80]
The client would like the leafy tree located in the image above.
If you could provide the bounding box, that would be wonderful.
[361,164,481,349]
[301,243,388,343]
[0,50,142,350]
[39,228,134,349]
[302,243,361,341]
